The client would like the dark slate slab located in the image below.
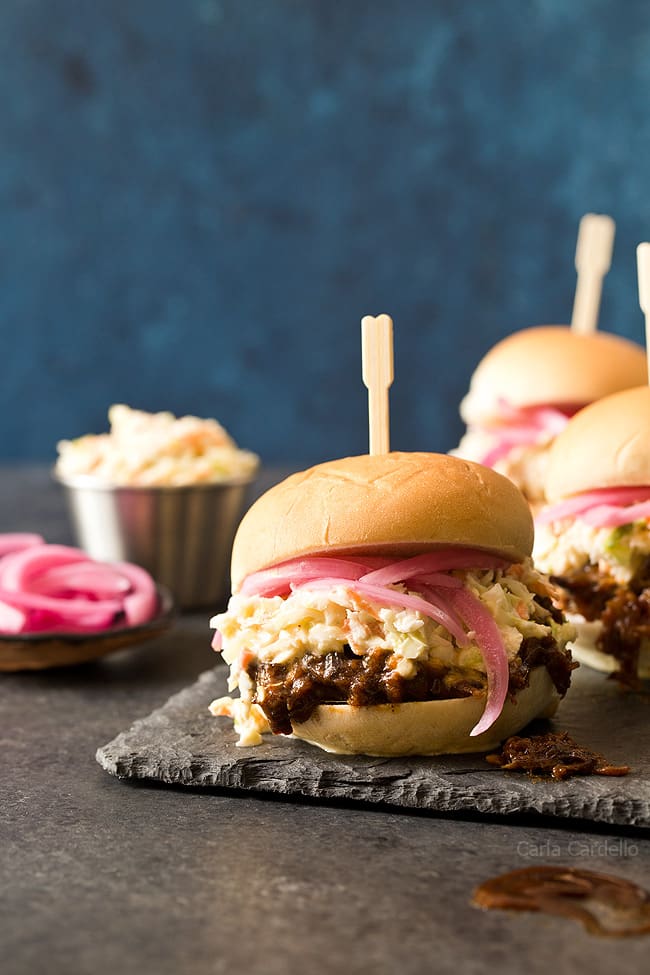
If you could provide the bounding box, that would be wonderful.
[97,664,650,827]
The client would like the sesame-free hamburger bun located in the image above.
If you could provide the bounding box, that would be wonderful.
[289,667,560,756]
[231,451,534,591]
[461,326,647,425]
[545,385,650,501]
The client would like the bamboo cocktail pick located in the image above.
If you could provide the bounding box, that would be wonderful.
[361,314,394,455]
[571,213,616,335]
[636,242,650,384]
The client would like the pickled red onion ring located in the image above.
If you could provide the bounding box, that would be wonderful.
[240,556,393,598]
[34,563,132,599]
[536,487,650,525]
[445,587,509,737]
[0,535,159,634]
[0,545,90,592]
[581,501,650,527]
[111,562,158,626]
[360,550,510,586]
[0,534,44,558]
[0,586,122,620]
[478,404,572,467]
[0,599,28,633]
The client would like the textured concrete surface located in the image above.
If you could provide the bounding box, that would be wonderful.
[3,1,650,464]
[3,467,650,975]
[97,664,650,828]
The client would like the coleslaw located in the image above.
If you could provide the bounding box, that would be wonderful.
[55,405,259,486]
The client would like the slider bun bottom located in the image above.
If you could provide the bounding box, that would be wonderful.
[567,615,650,679]
[290,667,560,756]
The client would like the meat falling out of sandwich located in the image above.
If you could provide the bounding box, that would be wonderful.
[535,385,650,686]
[209,452,576,756]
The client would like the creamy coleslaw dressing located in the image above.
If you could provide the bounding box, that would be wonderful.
[56,405,259,486]
[210,562,574,746]
[534,517,650,584]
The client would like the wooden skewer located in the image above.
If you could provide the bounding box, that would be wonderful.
[571,213,616,334]
[636,243,650,384]
[361,314,394,455]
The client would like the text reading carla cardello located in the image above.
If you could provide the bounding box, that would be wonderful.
[516,839,639,859]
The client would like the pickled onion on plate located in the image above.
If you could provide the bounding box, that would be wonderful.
[0,534,44,559]
[0,535,160,635]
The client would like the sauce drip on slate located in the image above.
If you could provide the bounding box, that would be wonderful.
[473,866,650,937]
[485,731,630,780]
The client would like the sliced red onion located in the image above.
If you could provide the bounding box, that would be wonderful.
[240,556,392,597]
[536,486,650,526]
[478,404,571,467]
[411,571,463,589]
[360,550,510,587]
[446,587,509,737]
[0,544,89,592]
[412,583,466,635]
[31,563,132,599]
[493,399,577,429]
[581,501,650,528]
[0,586,122,621]
[111,562,158,626]
[0,534,159,635]
[0,534,45,559]
[293,577,469,646]
[0,599,28,633]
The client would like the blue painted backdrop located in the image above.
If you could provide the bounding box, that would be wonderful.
[2,0,650,464]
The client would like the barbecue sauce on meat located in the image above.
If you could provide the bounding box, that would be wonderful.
[248,631,574,737]
[486,731,630,780]
[552,560,650,687]
[473,867,650,937]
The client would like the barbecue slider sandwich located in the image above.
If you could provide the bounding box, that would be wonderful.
[209,452,575,756]
[454,327,647,504]
[535,385,650,685]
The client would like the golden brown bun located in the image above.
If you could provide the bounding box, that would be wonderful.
[545,385,650,501]
[231,452,533,589]
[461,326,647,420]
[290,667,559,756]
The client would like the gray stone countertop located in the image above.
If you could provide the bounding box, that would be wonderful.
[2,466,650,975]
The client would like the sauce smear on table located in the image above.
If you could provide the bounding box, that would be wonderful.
[473,866,650,937]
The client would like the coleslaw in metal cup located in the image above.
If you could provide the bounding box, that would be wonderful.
[54,406,259,608]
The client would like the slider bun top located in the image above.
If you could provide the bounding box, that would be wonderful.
[545,385,650,501]
[231,452,533,590]
[461,325,647,423]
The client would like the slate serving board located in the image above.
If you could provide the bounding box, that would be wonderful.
[97,663,650,828]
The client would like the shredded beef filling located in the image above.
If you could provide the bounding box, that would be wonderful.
[249,625,573,736]
[551,561,650,687]
[485,730,630,780]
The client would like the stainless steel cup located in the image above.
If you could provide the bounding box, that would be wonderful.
[55,474,255,609]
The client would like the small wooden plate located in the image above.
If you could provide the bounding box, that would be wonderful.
[0,585,176,671]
